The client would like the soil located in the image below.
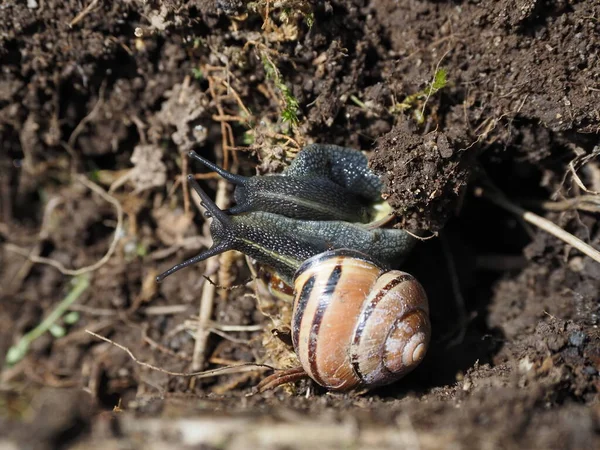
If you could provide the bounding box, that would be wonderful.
[1,1,599,449]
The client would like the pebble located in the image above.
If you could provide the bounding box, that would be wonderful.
[568,331,587,348]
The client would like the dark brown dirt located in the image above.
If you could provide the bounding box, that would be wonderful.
[1,1,599,449]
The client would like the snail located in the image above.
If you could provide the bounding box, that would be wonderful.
[156,145,430,391]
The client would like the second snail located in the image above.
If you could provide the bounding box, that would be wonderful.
[157,144,431,392]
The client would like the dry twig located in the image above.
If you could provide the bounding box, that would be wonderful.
[533,195,600,213]
[476,187,600,264]
[69,0,101,28]
[439,232,468,347]
[86,330,271,378]
[191,179,230,372]
[563,146,600,195]
[4,175,124,275]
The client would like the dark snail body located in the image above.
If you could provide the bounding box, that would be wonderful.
[283,144,383,202]
[157,144,429,391]
[157,179,415,285]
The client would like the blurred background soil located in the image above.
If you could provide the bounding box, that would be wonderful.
[0,1,599,449]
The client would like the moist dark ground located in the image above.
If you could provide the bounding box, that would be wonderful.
[1,1,599,449]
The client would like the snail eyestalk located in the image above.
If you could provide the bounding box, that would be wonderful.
[156,176,234,282]
[188,150,248,186]
[187,175,231,225]
[155,242,231,282]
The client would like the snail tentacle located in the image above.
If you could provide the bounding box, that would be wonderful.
[188,150,248,185]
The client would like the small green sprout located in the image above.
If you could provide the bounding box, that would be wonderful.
[391,68,448,124]
[5,274,90,365]
[261,54,300,125]
[191,68,204,80]
[49,324,66,338]
[243,131,255,145]
[63,311,81,325]
[424,68,447,97]
[304,12,314,29]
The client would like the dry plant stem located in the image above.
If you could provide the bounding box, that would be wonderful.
[189,67,245,372]
[86,330,272,378]
[142,304,190,315]
[2,197,64,296]
[218,249,238,301]
[210,356,248,366]
[108,169,134,194]
[439,232,467,347]
[478,187,600,264]
[255,366,308,393]
[207,72,233,170]
[181,150,191,216]
[222,80,252,117]
[67,81,106,149]
[191,178,230,371]
[212,114,247,122]
[208,323,263,332]
[68,0,100,27]
[209,328,254,345]
[262,0,271,30]
[4,175,124,275]
[538,195,600,213]
[565,146,600,195]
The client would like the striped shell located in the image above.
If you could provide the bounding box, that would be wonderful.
[291,249,430,391]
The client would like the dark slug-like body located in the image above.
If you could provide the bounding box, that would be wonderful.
[157,179,414,285]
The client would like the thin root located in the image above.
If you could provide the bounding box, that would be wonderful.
[86,330,272,378]
[4,175,123,276]
[253,366,308,394]
[475,186,600,264]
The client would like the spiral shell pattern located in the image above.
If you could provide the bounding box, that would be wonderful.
[291,249,430,391]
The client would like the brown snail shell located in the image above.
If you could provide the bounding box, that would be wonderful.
[291,249,430,391]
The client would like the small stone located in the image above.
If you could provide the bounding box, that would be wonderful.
[519,356,534,373]
[568,257,584,272]
[568,331,587,348]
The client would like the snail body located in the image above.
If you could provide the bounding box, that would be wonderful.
[157,144,430,391]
